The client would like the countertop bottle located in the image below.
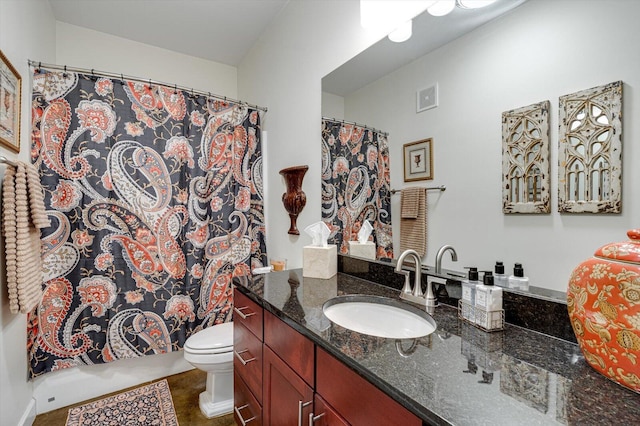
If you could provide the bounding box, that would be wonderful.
[508,263,529,291]
[475,272,503,330]
[461,267,480,322]
[493,261,508,287]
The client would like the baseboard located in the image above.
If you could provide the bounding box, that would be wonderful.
[17,398,36,426]
[33,351,193,414]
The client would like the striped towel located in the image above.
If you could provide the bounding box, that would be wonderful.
[399,187,427,258]
[2,161,50,314]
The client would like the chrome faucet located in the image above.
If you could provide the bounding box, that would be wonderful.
[435,245,458,276]
[395,249,438,308]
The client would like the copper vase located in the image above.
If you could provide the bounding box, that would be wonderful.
[280,165,308,235]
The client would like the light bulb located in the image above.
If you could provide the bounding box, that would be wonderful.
[458,0,497,9]
[427,0,456,17]
[388,20,412,43]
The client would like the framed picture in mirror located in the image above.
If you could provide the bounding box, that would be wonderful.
[403,138,433,182]
[0,50,21,153]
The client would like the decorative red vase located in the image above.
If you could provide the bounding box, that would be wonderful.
[279,165,308,235]
[567,229,640,393]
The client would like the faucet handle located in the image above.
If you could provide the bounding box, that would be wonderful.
[399,270,412,295]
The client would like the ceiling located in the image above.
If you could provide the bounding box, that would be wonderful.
[48,0,290,66]
[323,0,528,96]
[49,0,526,95]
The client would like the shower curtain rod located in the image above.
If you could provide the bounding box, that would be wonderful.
[28,60,268,113]
[322,116,389,137]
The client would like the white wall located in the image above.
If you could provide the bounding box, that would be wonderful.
[56,22,237,96]
[238,0,385,268]
[341,0,640,292]
[26,22,240,414]
[0,1,56,424]
[321,92,345,122]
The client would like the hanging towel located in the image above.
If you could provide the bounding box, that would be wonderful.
[399,187,427,258]
[401,187,421,219]
[2,161,50,314]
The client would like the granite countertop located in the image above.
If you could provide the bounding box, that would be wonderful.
[233,270,640,425]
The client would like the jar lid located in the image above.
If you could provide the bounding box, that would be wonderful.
[594,229,640,264]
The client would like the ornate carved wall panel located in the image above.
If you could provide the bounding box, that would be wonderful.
[558,81,622,213]
[502,101,551,214]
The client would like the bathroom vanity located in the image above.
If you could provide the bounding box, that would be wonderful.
[233,285,420,425]
[232,268,640,425]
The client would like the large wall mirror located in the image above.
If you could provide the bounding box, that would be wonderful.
[320,0,638,299]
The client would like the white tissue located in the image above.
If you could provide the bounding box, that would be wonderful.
[304,221,331,247]
[357,220,373,244]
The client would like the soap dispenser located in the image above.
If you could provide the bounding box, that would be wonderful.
[475,272,503,330]
[493,261,508,287]
[460,267,480,322]
[508,263,530,291]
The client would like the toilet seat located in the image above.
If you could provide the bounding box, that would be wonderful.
[184,322,233,354]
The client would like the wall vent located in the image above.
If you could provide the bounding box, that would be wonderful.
[417,83,438,113]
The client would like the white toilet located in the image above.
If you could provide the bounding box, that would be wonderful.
[183,321,234,418]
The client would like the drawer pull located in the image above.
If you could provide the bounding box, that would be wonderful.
[234,349,256,365]
[234,404,256,425]
[234,306,256,319]
[298,400,312,426]
[309,412,326,425]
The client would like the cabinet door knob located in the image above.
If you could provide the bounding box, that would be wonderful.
[234,349,257,365]
[234,404,256,425]
[309,412,326,425]
[234,306,256,319]
[298,400,312,426]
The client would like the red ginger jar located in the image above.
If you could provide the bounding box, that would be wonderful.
[568,229,640,393]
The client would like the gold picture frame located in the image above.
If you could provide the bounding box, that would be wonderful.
[0,50,21,153]
[403,138,433,182]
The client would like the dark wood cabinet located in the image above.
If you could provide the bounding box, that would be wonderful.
[263,345,314,426]
[233,287,422,426]
[316,348,421,426]
[233,289,264,425]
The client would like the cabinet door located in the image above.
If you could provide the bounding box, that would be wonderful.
[308,394,349,426]
[264,310,314,387]
[263,346,314,426]
[234,321,263,403]
[316,348,421,426]
[234,371,262,426]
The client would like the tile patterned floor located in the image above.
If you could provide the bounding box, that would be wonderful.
[33,369,236,426]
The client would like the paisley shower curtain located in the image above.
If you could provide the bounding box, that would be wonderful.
[27,68,266,377]
[321,119,393,260]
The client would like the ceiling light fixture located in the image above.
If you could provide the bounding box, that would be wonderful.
[388,20,413,43]
[427,0,456,17]
[360,1,434,42]
[428,0,497,16]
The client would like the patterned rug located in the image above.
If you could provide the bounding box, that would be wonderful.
[65,379,179,426]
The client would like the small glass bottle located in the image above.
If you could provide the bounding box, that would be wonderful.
[493,261,508,287]
[475,272,503,330]
[508,263,530,291]
[461,267,480,322]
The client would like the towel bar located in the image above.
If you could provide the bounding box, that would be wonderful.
[391,185,446,194]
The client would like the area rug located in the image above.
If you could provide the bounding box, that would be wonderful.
[65,379,179,426]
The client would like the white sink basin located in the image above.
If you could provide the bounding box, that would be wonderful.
[322,295,437,339]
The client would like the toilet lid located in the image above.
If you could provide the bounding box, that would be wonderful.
[184,322,233,352]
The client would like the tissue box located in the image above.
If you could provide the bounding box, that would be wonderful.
[348,241,376,260]
[303,245,337,279]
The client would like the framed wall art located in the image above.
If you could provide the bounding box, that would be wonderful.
[501,100,551,214]
[558,81,622,213]
[0,50,21,153]
[403,138,433,182]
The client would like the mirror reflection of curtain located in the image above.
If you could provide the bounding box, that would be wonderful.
[28,68,266,377]
[321,119,393,260]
